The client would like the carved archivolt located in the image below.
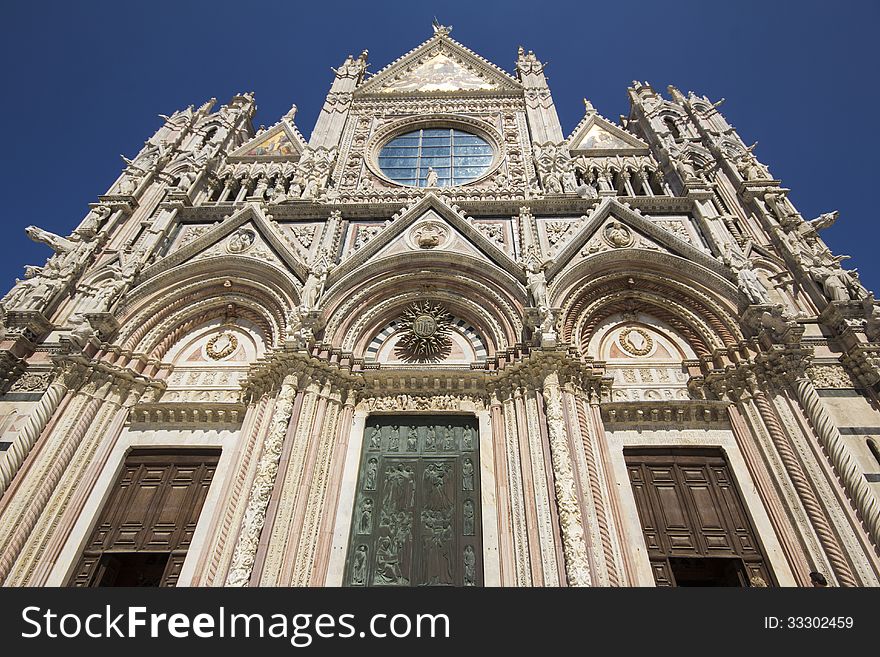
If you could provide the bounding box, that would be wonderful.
[324,269,523,355]
[119,275,290,354]
[559,270,741,358]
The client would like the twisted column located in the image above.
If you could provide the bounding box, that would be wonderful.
[794,375,880,548]
[542,372,591,586]
[0,373,69,497]
[574,392,620,586]
[0,394,101,583]
[226,373,298,586]
[750,387,857,586]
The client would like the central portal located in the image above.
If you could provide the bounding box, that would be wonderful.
[344,415,482,586]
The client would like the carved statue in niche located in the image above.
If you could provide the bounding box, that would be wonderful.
[463,545,476,586]
[407,427,418,451]
[87,269,129,312]
[442,425,454,450]
[736,152,770,181]
[357,498,373,534]
[462,426,473,450]
[368,426,381,451]
[426,426,436,451]
[365,458,378,490]
[116,174,138,196]
[389,425,400,451]
[463,499,475,536]
[350,545,367,585]
[462,458,474,491]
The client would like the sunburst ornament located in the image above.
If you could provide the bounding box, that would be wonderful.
[396,301,453,361]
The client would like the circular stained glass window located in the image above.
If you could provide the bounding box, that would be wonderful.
[378,128,494,187]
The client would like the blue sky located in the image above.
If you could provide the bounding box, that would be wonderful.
[1,0,877,292]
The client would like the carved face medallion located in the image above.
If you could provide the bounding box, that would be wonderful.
[603,221,634,248]
[206,332,238,360]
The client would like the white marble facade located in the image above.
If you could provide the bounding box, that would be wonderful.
[0,25,879,587]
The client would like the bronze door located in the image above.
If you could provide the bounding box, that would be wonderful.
[625,448,774,587]
[344,415,482,587]
[69,449,220,587]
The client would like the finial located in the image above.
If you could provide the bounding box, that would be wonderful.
[431,17,452,35]
[583,98,596,113]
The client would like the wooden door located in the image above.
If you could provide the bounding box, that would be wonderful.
[69,449,220,587]
[625,448,773,587]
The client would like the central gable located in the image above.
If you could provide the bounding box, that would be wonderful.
[356,33,521,96]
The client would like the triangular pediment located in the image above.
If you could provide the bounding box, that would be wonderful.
[328,193,525,286]
[357,33,521,96]
[229,120,307,161]
[140,204,309,283]
[568,113,648,154]
[547,198,732,282]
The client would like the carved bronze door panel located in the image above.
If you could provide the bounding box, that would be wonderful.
[625,448,774,587]
[345,415,482,587]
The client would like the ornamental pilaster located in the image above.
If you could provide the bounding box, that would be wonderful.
[541,368,592,586]
[226,372,300,586]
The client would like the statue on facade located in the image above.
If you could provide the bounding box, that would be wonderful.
[723,245,771,305]
[76,205,111,239]
[736,152,770,181]
[425,167,439,187]
[525,261,549,309]
[300,261,330,312]
[810,263,855,302]
[66,313,96,350]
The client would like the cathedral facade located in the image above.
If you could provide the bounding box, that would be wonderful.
[1,26,879,587]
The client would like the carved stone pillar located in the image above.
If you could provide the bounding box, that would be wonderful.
[500,391,532,586]
[793,374,880,548]
[726,401,812,586]
[226,372,299,586]
[256,380,320,586]
[749,382,858,586]
[289,385,345,586]
[310,389,357,585]
[569,386,624,586]
[194,392,272,586]
[0,367,72,496]
[0,369,139,585]
[541,371,592,586]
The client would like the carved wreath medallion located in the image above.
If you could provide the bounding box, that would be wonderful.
[206,332,239,360]
[618,327,653,357]
[603,221,634,248]
[227,228,256,254]
[396,300,453,361]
